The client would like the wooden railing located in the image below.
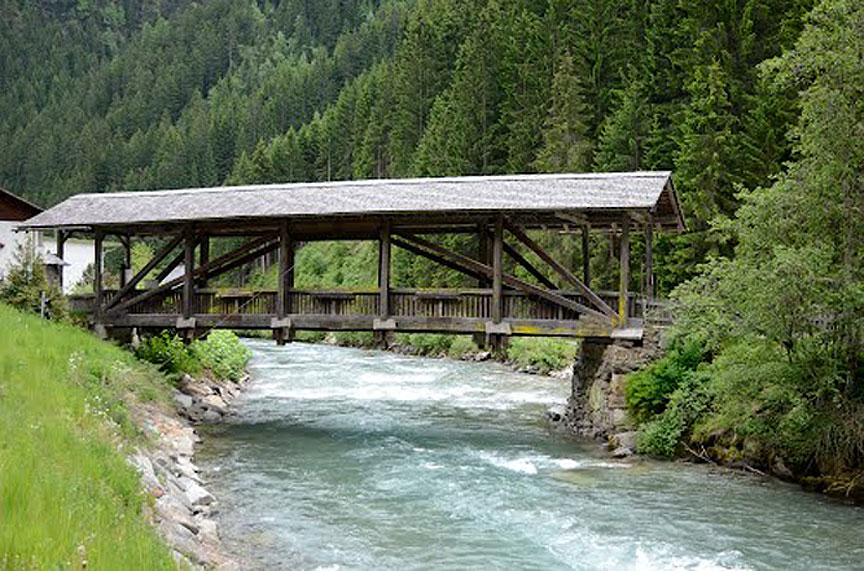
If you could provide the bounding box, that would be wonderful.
[70,287,646,322]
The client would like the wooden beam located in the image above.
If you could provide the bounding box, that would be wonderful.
[391,237,485,281]
[198,235,210,288]
[94,229,103,318]
[103,234,184,311]
[152,250,185,284]
[394,233,610,321]
[182,229,195,319]
[56,230,67,290]
[582,224,590,288]
[199,236,275,282]
[492,216,503,323]
[379,221,391,319]
[503,221,617,319]
[478,222,490,287]
[502,240,558,290]
[619,212,630,323]
[645,215,654,301]
[277,222,293,318]
[119,235,131,288]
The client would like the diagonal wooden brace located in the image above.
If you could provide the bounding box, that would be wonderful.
[104,233,184,311]
[394,233,611,322]
[503,220,617,319]
[391,236,485,282]
[106,235,276,315]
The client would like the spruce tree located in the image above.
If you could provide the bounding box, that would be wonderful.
[533,52,593,173]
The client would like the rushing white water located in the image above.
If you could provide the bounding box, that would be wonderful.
[197,341,864,570]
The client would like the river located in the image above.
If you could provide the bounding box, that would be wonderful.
[196,340,864,570]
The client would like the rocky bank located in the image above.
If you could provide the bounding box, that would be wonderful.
[129,372,249,569]
[561,329,663,457]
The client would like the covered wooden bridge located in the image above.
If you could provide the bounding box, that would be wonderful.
[20,172,683,346]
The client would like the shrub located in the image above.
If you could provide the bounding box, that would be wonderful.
[135,331,201,377]
[625,336,706,423]
[332,331,376,347]
[397,333,455,356]
[506,337,577,374]
[447,335,478,359]
[635,369,713,457]
[137,330,251,382]
[295,330,327,343]
[190,330,251,382]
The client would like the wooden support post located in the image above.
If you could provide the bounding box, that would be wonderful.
[182,229,195,321]
[379,221,391,318]
[581,224,590,289]
[618,214,630,325]
[120,236,131,288]
[478,222,490,287]
[280,222,294,315]
[491,217,505,356]
[645,215,654,302]
[93,229,104,319]
[198,235,209,288]
[492,216,504,323]
[56,230,67,291]
[376,221,392,348]
[275,222,294,345]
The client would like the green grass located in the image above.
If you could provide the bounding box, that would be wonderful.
[0,303,176,570]
[506,337,578,374]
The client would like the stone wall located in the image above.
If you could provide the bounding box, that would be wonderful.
[564,329,662,451]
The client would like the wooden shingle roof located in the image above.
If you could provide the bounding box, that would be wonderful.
[20,172,683,231]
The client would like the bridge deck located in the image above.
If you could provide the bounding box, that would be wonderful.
[70,288,668,341]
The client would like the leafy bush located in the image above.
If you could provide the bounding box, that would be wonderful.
[137,330,251,382]
[135,331,201,376]
[332,331,376,347]
[447,335,478,359]
[506,337,577,374]
[625,336,706,423]
[395,333,455,356]
[295,330,327,343]
[636,369,713,457]
[190,330,251,382]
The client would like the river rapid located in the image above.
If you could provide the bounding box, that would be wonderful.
[196,340,864,570]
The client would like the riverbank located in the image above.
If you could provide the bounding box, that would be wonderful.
[0,304,175,568]
[305,331,576,378]
[0,302,255,568]
[130,371,250,569]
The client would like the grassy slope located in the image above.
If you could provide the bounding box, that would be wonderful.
[0,304,175,569]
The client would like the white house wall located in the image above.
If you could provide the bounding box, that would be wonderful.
[0,223,95,294]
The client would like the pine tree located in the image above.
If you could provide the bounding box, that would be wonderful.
[497,2,550,173]
[595,74,649,172]
[533,52,593,173]
[413,0,504,176]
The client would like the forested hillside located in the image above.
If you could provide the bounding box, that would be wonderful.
[1,0,813,290]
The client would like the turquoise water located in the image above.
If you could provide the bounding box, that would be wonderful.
[197,341,864,570]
